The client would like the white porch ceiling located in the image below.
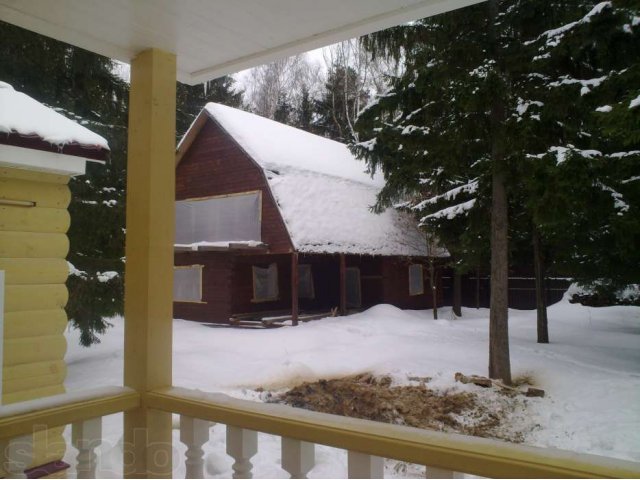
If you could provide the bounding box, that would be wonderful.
[0,0,482,84]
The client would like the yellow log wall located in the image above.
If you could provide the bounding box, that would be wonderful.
[1,167,71,469]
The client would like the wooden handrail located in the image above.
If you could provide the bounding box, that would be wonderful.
[148,386,640,479]
[0,386,139,440]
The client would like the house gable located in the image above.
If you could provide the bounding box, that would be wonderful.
[176,118,293,254]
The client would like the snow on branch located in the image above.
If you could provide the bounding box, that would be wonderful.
[610,150,640,158]
[526,2,612,48]
[621,176,640,184]
[548,75,607,96]
[515,98,544,121]
[354,138,377,151]
[412,180,479,210]
[420,198,477,223]
[629,93,640,109]
[528,145,602,165]
[597,182,630,214]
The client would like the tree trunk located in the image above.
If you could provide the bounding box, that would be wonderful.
[475,266,481,309]
[453,271,462,317]
[532,227,549,343]
[489,169,511,384]
[430,259,438,319]
[488,0,512,385]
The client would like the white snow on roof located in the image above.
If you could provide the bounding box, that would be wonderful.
[0,81,109,150]
[204,103,383,188]
[202,103,434,256]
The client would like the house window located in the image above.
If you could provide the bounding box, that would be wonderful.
[175,191,261,245]
[409,264,424,296]
[252,263,278,302]
[174,265,203,302]
[298,264,315,299]
[345,267,361,308]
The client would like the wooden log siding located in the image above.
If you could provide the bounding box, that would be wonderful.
[175,119,293,254]
[173,252,233,323]
[174,119,445,323]
[0,167,70,468]
[381,257,440,310]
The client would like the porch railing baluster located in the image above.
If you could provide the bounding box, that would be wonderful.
[72,417,102,479]
[348,451,384,479]
[281,437,315,478]
[180,415,211,479]
[226,425,257,479]
[425,466,457,479]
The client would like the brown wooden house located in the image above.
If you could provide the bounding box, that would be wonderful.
[174,103,447,325]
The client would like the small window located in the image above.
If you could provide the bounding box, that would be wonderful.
[298,264,315,299]
[345,267,361,308]
[174,265,203,302]
[252,263,279,302]
[409,264,424,296]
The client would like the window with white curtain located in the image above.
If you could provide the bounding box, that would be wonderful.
[252,263,278,302]
[174,265,203,302]
[175,191,261,244]
[409,264,424,296]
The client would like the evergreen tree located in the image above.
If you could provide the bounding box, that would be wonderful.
[353,0,640,380]
[295,85,314,132]
[273,92,293,124]
[521,1,640,301]
[176,77,243,140]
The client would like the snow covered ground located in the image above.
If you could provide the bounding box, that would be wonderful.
[63,298,640,477]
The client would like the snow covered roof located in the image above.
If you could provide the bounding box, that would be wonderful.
[0,81,109,153]
[181,103,442,257]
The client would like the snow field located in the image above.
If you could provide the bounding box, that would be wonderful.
[63,299,640,477]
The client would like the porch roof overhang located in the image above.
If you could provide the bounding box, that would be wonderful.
[0,0,482,85]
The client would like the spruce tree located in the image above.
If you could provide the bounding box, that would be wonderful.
[274,92,293,124]
[176,77,243,141]
[296,85,314,132]
[353,0,640,380]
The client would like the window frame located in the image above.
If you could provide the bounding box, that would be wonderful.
[345,266,362,308]
[173,264,205,303]
[408,263,424,296]
[251,263,279,303]
[297,264,315,299]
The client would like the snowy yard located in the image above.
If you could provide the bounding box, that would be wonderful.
[63,298,640,477]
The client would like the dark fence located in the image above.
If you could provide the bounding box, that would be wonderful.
[441,274,571,310]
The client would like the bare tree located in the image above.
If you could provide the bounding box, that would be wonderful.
[245,54,322,120]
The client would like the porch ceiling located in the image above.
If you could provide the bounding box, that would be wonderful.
[0,0,482,84]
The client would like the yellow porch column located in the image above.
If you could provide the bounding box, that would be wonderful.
[123,48,176,478]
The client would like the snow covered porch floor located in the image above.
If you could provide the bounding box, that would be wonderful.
[63,298,640,477]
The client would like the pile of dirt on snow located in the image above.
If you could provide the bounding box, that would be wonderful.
[270,373,526,442]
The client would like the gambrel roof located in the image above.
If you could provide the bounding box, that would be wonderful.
[178,103,444,257]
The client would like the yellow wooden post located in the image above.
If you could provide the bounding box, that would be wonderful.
[123,48,176,478]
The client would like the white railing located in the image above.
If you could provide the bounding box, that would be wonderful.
[0,386,138,478]
[155,387,640,479]
[2,385,640,478]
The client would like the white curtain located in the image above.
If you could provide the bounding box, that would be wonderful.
[174,266,202,302]
[252,263,278,301]
[175,192,261,244]
[409,264,424,296]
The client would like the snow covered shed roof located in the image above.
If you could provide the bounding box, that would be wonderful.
[178,103,444,257]
[0,81,109,163]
